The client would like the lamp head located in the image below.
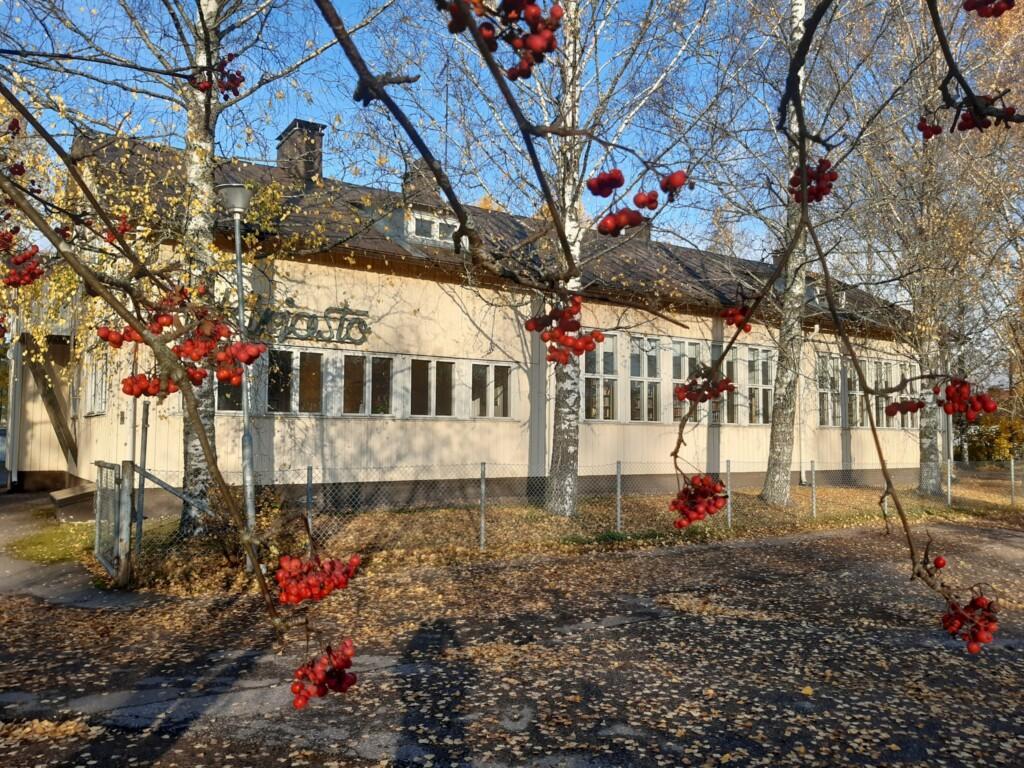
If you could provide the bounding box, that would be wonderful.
[215,183,253,216]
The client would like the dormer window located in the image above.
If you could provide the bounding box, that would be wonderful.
[408,212,459,246]
[414,217,434,238]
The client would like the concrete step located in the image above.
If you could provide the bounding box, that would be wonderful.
[49,482,96,508]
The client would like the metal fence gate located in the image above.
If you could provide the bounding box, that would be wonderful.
[94,462,121,576]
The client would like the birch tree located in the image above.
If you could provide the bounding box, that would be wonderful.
[0,0,380,529]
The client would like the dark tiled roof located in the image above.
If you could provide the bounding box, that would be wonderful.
[70,131,905,334]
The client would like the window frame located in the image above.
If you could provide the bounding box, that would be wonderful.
[408,357,456,418]
[407,211,461,247]
[470,362,514,419]
[583,332,618,421]
[336,352,395,417]
[816,353,841,427]
[746,346,774,425]
[83,356,109,416]
[671,339,706,423]
[629,335,662,423]
[709,343,739,425]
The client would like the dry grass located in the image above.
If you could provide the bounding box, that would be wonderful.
[99,469,1021,592]
[313,475,1023,573]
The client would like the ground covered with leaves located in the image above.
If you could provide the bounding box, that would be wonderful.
[1,516,1022,766]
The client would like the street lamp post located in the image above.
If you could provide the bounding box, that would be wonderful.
[215,183,256,555]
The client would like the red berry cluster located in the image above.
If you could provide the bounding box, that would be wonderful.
[0,315,6,337]
[587,168,689,236]
[275,554,362,606]
[934,380,997,422]
[597,207,644,237]
[670,474,728,529]
[659,170,688,201]
[524,295,605,365]
[444,1,563,81]
[586,168,625,198]
[103,214,131,244]
[884,399,925,419]
[4,118,18,136]
[190,54,245,100]
[214,341,268,386]
[917,117,943,141]
[788,158,838,204]
[674,372,734,406]
[96,324,142,349]
[954,96,1016,132]
[291,639,357,710]
[4,243,44,287]
[963,0,1014,17]
[720,306,752,333]
[942,593,999,654]
[121,372,179,398]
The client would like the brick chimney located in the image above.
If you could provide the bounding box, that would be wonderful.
[402,158,441,207]
[276,119,325,182]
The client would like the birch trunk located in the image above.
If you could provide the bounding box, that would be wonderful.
[918,403,943,495]
[760,0,806,506]
[546,0,583,516]
[179,7,222,533]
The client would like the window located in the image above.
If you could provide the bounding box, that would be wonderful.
[438,222,456,240]
[709,343,738,425]
[343,354,392,415]
[584,333,617,420]
[414,217,434,238]
[343,355,366,414]
[493,365,510,418]
[672,340,705,422]
[747,347,773,424]
[299,352,322,413]
[436,361,453,415]
[900,362,920,428]
[84,358,109,415]
[874,361,895,428]
[267,350,293,412]
[410,359,454,416]
[845,360,866,427]
[218,378,241,411]
[629,336,661,422]
[471,363,512,418]
[370,357,392,414]
[472,364,488,417]
[265,350,322,414]
[817,354,841,426]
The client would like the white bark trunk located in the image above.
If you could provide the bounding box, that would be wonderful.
[761,0,807,506]
[546,0,584,516]
[179,6,222,532]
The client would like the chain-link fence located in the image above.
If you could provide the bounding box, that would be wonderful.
[116,458,1021,586]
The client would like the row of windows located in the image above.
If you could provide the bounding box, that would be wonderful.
[215,350,512,419]
[80,343,918,433]
[583,334,773,425]
[816,355,920,429]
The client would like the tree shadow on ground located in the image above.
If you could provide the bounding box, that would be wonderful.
[395,618,475,767]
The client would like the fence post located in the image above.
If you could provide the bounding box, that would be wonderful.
[116,460,134,587]
[726,460,733,529]
[479,462,486,551]
[1011,457,1016,507]
[946,459,952,508]
[306,465,314,557]
[810,460,817,520]
[615,461,622,533]
[134,401,149,557]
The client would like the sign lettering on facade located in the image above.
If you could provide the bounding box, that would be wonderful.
[248,298,371,345]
